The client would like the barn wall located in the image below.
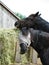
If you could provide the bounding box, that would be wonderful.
[0,5,17,28]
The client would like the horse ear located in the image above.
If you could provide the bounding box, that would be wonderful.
[28,11,40,19]
[34,11,39,17]
[38,13,41,16]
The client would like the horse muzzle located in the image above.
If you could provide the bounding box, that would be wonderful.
[20,43,27,54]
[14,21,20,28]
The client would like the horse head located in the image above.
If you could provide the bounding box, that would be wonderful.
[18,27,31,54]
[14,12,41,29]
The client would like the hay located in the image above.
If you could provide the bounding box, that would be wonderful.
[0,29,19,65]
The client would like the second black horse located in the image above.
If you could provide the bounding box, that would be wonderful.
[15,12,49,32]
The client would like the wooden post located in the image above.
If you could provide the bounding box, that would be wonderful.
[15,41,21,63]
[32,49,38,64]
[29,47,33,63]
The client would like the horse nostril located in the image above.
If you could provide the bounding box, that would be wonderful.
[27,43,28,46]
[20,43,27,51]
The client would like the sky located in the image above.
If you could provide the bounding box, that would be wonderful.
[1,0,49,21]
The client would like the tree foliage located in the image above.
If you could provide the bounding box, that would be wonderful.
[15,12,26,19]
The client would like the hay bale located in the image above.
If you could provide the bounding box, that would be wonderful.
[0,29,19,65]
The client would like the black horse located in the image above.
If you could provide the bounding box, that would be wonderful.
[18,27,49,65]
[15,12,49,32]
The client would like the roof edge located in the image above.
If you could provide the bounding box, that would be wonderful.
[0,1,20,20]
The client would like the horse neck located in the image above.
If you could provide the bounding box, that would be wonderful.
[29,28,44,54]
[34,16,49,32]
[29,28,39,47]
